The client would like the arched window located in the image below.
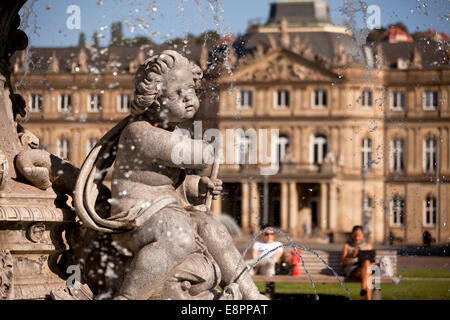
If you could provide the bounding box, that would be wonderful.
[311,134,328,165]
[423,196,436,227]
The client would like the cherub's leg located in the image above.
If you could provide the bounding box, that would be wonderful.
[115,208,197,300]
[195,213,267,300]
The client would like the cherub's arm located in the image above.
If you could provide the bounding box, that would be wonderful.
[123,121,214,170]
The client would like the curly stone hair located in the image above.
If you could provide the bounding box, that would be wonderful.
[131,50,203,116]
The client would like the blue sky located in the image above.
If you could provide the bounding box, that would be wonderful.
[20,0,450,47]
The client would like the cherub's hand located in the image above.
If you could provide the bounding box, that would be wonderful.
[199,177,223,199]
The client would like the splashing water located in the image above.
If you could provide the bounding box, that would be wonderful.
[232,227,352,300]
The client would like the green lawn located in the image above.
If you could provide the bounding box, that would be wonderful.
[256,278,450,300]
[397,268,450,278]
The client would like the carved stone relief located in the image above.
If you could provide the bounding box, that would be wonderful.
[0,250,13,300]
[27,222,46,243]
[0,150,8,190]
[240,55,329,82]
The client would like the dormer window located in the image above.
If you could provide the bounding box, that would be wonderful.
[361,90,373,108]
[58,94,72,113]
[423,91,438,111]
[274,90,289,108]
[390,91,405,111]
[236,90,253,109]
[118,94,131,113]
[88,94,102,112]
[30,94,43,113]
[312,90,327,108]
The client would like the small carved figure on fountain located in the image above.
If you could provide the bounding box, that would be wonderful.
[73,50,266,300]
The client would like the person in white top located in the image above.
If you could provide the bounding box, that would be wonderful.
[247,226,284,276]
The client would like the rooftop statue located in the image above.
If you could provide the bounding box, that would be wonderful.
[17,50,266,300]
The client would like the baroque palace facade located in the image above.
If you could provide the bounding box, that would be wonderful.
[12,0,449,244]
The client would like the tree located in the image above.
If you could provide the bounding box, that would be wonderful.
[78,32,86,47]
[366,27,386,44]
[196,31,220,46]
[388,22,409,33]
[123,36,156,46]
[110,22,124,46]
[93,32,100,47]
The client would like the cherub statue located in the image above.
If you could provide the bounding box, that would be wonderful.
[73,50,266,300]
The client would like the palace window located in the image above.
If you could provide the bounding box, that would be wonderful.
[312,90,327,108]
[362,196,373,227]
[58,94,72,113]
[29,94,43,112]
[274,90,290,108]
[423,196,437,227]
[235,132,257,166]
[390,91,405,111]
[423,138,437,173]
[361,90,373,108]
[390,197,405,227]
[278,134,290,164]
[118,94,131,113]
[57,138,70,160]
[236,90,253,109]
[87,138,98,155]
[311,134,328,165]
[362,138,373,170]
[423,91,438,111]
[390,138,405,173]
[88,94,102,112]
[237,135,249,165]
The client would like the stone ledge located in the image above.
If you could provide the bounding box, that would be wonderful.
[0,206,75,222]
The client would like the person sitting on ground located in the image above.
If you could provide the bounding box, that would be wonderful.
[340,225,374,300]
[247,226,284,276]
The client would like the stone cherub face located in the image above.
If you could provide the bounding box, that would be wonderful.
[158,65,200,122]
[131,50,203,124]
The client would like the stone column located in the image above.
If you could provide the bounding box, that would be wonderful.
[293,127,301,164]
[211,194,222,216]
[281,182,289,230]
[289,181,298,236]
[328,182,338,231]
[320,183,328,230]
[250,182,260,234]
[241,182,250,233]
